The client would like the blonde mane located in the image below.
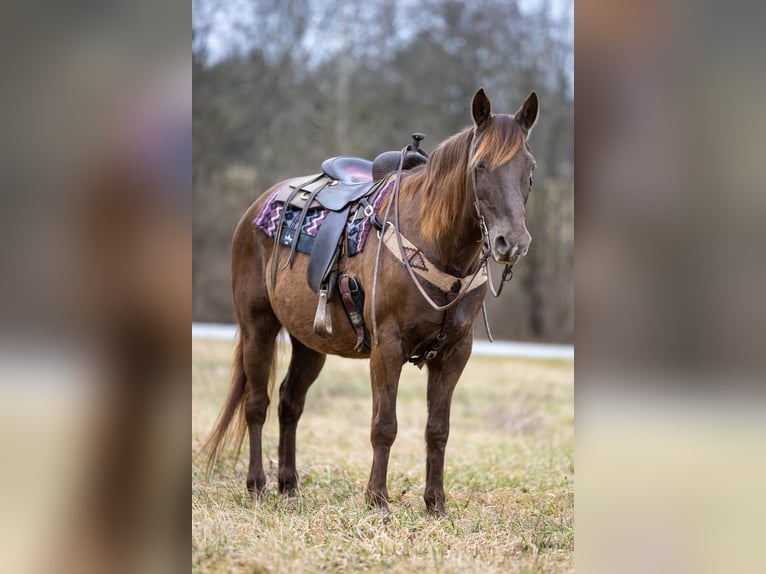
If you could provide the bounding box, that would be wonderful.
[409,115,525,242]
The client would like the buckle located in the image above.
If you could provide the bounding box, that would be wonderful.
[425,350,438,360]
[364,204,374,217]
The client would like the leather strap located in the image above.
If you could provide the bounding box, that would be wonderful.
[270,177,321,289]
[313,268,337,337]
[286,178,328,270]
[312,285,332,337]
[380,224,487,295]
[409,291,459,368]
[339,275,366,352]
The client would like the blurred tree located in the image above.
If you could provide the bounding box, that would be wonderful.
[192,0,573,341]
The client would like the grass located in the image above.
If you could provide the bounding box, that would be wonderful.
[192,339,573,573]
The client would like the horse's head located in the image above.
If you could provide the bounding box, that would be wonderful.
[470,88,538,265]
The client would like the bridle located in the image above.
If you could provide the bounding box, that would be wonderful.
[470,134,515,299]
[370,128,517,343]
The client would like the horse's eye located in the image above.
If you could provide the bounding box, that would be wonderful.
[476,161,487,171]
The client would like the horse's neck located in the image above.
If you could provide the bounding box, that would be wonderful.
[401,172,483,277]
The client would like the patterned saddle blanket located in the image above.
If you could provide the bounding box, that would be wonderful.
[253,175,395,257]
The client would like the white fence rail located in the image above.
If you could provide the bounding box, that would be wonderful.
[193,323,573,361]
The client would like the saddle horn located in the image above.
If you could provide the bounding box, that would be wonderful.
[409,133,428,158]
[372,133,429,181]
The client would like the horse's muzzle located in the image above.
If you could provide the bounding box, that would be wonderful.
[492,234,529,264]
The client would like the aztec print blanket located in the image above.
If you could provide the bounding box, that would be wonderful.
[253,177,395,256]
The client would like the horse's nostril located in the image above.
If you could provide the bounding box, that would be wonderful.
[494,235,510,255]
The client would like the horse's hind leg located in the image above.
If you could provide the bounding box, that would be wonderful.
[241,312,282,497]
[277,335,326,494]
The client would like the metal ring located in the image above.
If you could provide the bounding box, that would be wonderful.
[364,205,374,217]
[376,221,393,239]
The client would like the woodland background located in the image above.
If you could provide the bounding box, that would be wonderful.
[192,0,573,342]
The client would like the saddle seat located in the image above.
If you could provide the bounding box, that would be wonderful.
[321,156,373,185]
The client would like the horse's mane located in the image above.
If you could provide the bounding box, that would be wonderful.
[408,115,525,242]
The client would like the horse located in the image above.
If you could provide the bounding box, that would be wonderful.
[204,88,539,516]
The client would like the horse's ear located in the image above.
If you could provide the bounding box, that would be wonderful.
[515,91,539,133]
[472,88,492,129]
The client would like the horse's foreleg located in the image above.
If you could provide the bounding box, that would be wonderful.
[366,341,403,510]
[277,336,326,494]
[424,336,472,516]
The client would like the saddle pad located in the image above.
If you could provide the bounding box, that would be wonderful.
[253,176,396,256]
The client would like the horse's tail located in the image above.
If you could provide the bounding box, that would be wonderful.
[202,335,249,477]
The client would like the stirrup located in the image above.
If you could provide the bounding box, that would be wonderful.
[313,285,333,337]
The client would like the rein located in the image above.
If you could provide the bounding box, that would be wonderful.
[485,257,514,297]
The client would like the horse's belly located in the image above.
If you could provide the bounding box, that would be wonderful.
[268,254,371,359]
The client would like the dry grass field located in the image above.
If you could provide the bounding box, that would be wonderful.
[192,339,573,573]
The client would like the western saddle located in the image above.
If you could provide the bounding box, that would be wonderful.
[273,134,429,348]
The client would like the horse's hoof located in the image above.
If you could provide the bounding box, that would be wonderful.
[247,488,266,501]
[365,489,390,511]
[426,503,448,518]
[278,476,299,496]
[247,489,265,503]
[279,485,300,497]
[424,495,447,517]
[246,477,267,500]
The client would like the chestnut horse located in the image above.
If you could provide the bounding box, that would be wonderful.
[205,88,539,515]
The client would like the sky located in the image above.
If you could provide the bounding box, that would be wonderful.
[193,0,573,67]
